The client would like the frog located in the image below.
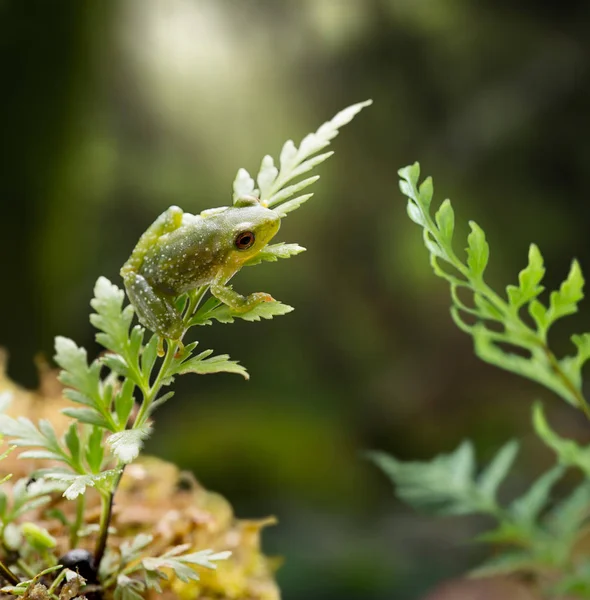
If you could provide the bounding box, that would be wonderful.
[120,196,281,341]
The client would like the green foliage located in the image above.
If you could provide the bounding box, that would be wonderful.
[0,441,63,590]
[369,164,590,597]
[233,99,372,214]
[21,523,57,552]
[370,436,590,581]
[0,565,74,598]
[190,296,294,327]
[243,242,306,267]
[101,533,230,599]
[368,441,515,515]
[0,478,56,539]
[398,162,590,415]
[533,403,590,476]
[369,439,569,530]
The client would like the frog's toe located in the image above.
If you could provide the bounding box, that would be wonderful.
[252,292,274,304]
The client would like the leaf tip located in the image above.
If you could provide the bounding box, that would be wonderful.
[397,162,420,183]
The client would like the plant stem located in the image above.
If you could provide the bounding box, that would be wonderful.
[185,286,208,322]
[70,494,85,549]
[94,289,208,570]
[47,568,67,595]
[16,559,35,579]
[0,560,19,586]
[93,474,122,568]
[474,278,590,418]
[94,320,188,567]
[134,340,178,429]
[541,343,590,421]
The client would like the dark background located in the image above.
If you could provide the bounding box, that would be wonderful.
[2,1,590,598]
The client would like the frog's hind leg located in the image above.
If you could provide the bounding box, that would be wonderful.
[120,205,185,340]
[123,272,185,340]
[120,206,184,275]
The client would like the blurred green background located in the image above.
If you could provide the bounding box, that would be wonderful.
[3,0,590,598]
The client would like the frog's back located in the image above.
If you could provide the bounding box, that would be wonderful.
[139,216,229,295]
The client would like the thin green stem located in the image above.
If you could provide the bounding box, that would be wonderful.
[69,494,85,549]
[541,344,590,421]
[40,548,57,568]
[125,360,147,399]
[93,478,122,569]
[475,280,590,418]
[47,568,67,595]
[134,340,178,429]
[0,560,19,586]
[185,286,208,322]
[135,287,208,428]
[476,275,590,417]
[15,559,35,579]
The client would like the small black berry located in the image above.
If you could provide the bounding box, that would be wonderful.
[58,548,97,583]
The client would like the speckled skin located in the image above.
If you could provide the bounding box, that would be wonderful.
[120,203,281,339]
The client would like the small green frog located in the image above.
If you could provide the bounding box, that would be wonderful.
[120,197,280,340]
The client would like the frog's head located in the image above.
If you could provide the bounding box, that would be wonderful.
[219,203,281,265]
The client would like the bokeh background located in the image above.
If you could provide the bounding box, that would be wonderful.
[3,1,590,598]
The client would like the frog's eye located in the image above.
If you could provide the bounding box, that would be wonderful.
[235,231,256,250]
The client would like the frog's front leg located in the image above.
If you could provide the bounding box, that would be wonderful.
[121,206,185,340]
[210,280,274,313]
